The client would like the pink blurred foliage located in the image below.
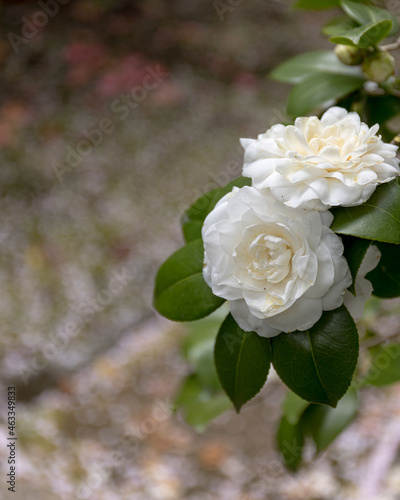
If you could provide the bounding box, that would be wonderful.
[107,14,137,36]
[63,42,174,103]
[233,72,259,92]
[63,41,110,86]
[176,22,210,47]
[94,53,150,99]
[70,0,108,23]
[150,81,185,107]
[0,101,32,148]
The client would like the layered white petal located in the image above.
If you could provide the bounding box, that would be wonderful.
[202,186,352,337]
[242,106,400,210]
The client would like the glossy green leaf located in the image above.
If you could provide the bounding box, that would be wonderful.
[330,19,393,48]
[154,239,224,321]
[287,73,364,116]
[282,390,310,425]
[294,0,340,9]
[175,374,232,432]
[341,235,372,295]
[271,306,359,407]
[323,15,358,36]
[300,388,358,453]
[214,314,272,412]
[364,343,400,386]
[277,416,305,471]
[366,242,400,298]
[270,51,363,85]
[341,0,399,36]
[331,179,400,244]
[182,177,251,243]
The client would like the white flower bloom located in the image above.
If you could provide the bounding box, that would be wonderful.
[343,244,381,322]
[202,185,352,338]
[241,107,399,211]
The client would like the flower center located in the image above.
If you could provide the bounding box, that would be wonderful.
[235,229,293,284]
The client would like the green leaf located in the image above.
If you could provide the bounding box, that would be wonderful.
[341,235,372,295]
[176,308,233,430]
[340,0,399,36]
[278,389,311,470]
[323,15,358,36]
[365,95,400,125]
[214,314,272,412]
[271,306,359,407]
[294,0,340,9]
[154,239,224,321]
[287,73,364,117]
[330,179,400,244]
[175,374,232,432]
[364,96,400,142]
[183,317,222,365]
[335,93,360,112]
[330,19,393,48]
[282,390,310,425]
[182,177,251,243]
[300,388,358,453]
[270,51,363,85]
[366,242,400,298]
[364,343,400,386]
[183,308,229,390]
[277,416,305,471]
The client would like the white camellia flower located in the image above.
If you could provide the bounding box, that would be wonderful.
[241,107,399,211]
[202,185,354,338]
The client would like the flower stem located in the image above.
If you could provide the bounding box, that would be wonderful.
[380,36,400,52]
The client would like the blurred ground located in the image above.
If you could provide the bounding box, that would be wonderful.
[0,0,399,499]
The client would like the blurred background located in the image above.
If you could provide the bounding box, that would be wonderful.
[0,0,400,498]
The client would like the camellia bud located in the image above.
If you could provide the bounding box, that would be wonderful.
[362,51,395,83]
[334,44,364,66]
